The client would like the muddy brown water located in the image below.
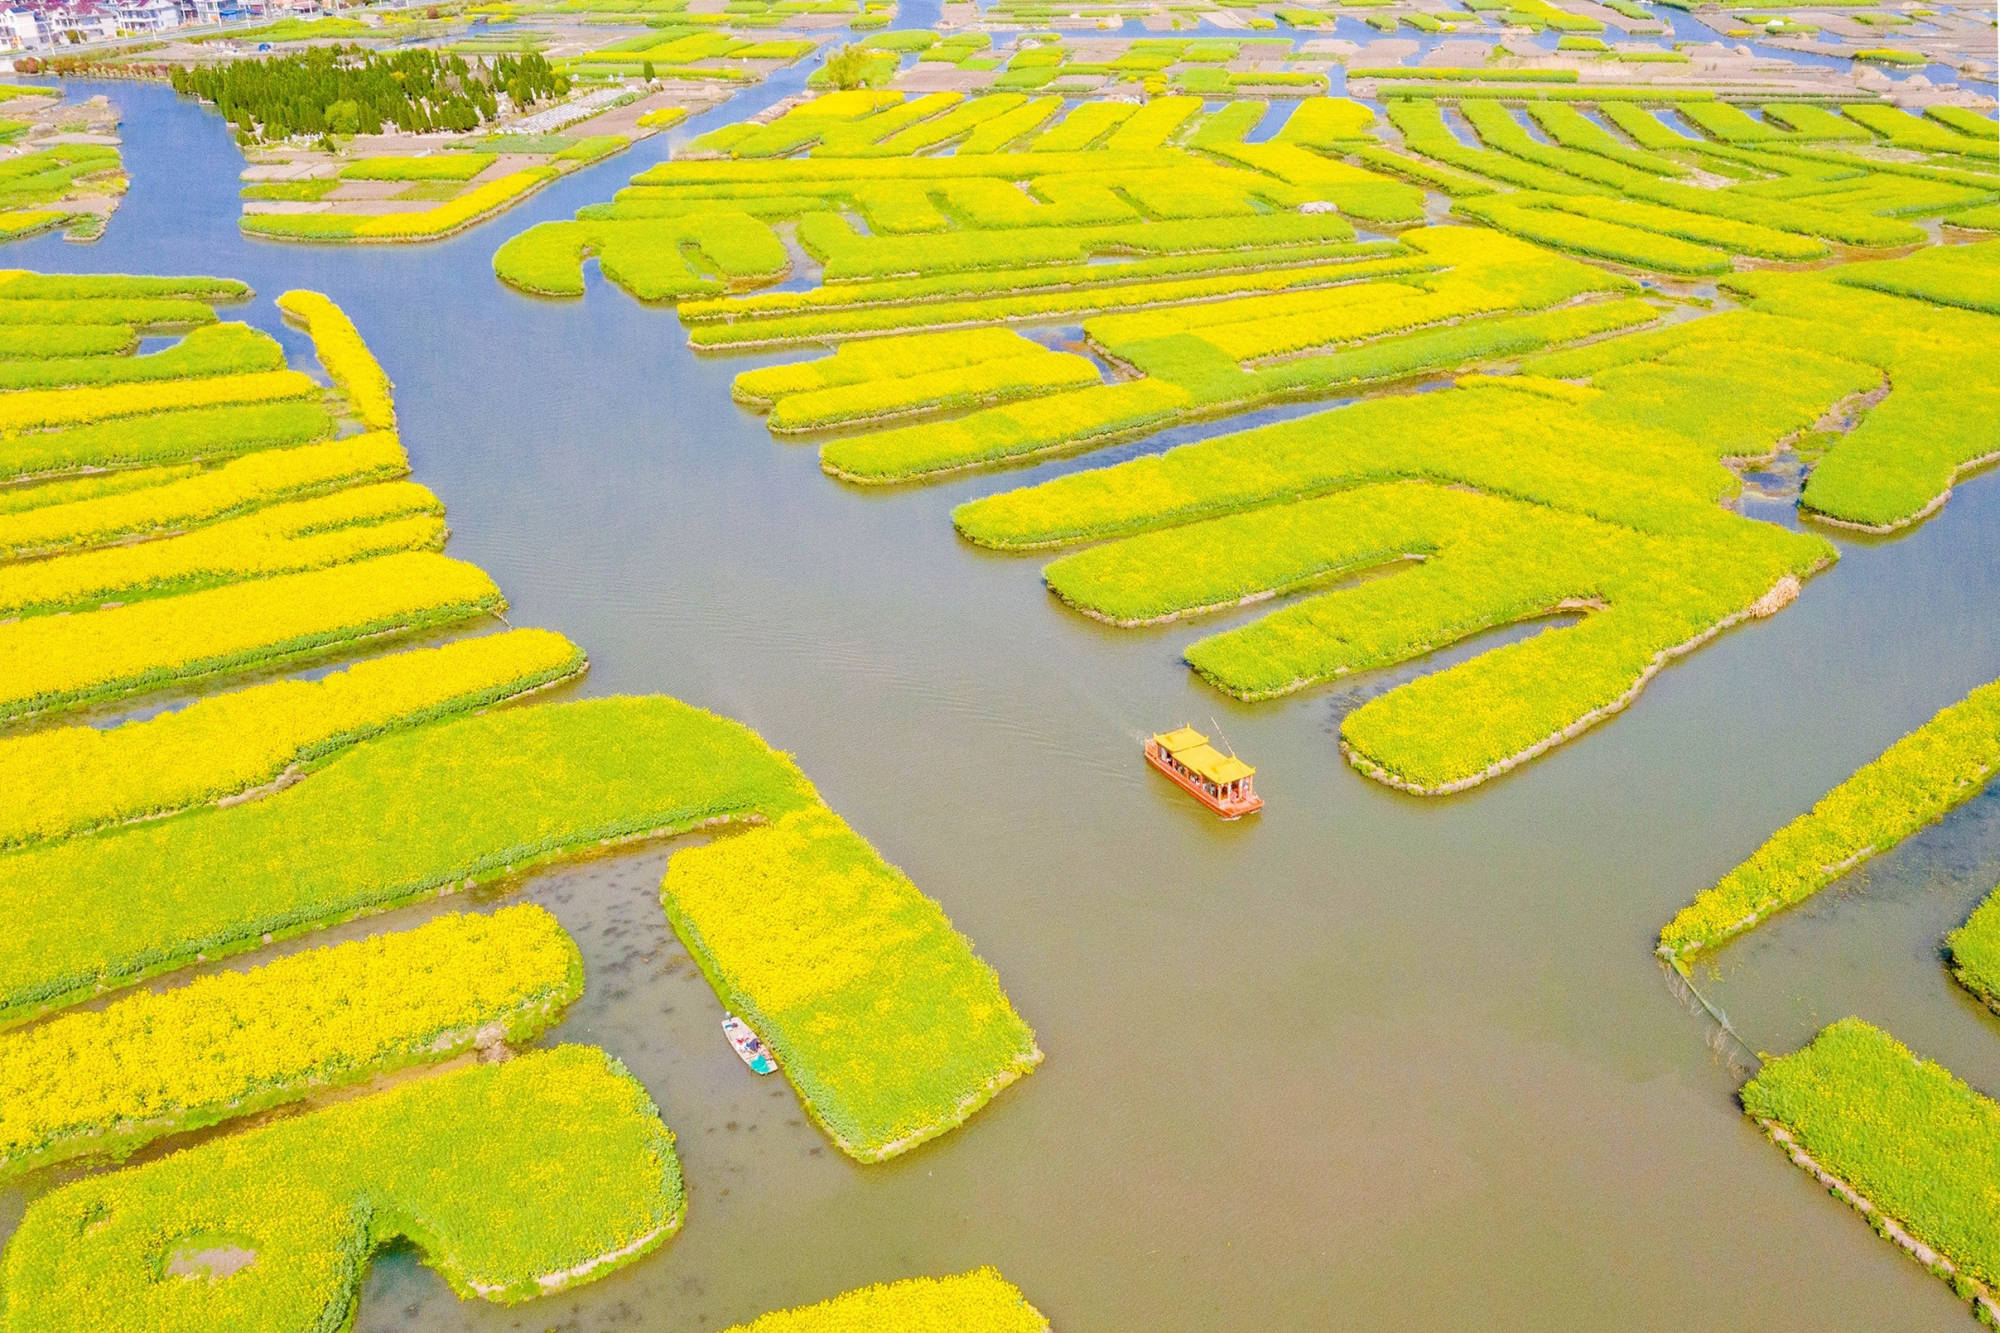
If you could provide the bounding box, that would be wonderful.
[1,72,1997,1332]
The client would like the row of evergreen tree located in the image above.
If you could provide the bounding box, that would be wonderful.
[169,47,570,141]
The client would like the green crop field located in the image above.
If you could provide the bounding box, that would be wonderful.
[0,905,582,1179]
[493,90,1998,791]
[1742,1021,2000,1304]
[1662,674,2000,961]
[0,268,1041,1327]
[663,806,1041,1160]
[0,1046,684,1332]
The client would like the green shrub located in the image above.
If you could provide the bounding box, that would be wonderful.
[0,1045,683,1331]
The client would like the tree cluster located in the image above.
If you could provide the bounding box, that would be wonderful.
[169,47,570,141]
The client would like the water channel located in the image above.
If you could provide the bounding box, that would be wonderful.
[1,40,1996,1332]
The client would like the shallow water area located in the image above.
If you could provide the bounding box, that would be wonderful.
[0,56,1996,1333]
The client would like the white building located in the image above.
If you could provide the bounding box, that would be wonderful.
[113,0,180,28]
[0,8,47,47]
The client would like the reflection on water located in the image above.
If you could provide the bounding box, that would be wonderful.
[0,62,1994,1333]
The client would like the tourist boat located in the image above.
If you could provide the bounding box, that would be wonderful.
[1145,726,1263,819]
[722,1015,778,1075]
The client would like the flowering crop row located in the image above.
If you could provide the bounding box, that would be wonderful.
[733,329,1045,406]
[0,904,582,1179]
[0,464,200,516]
[0,431,409,558]
[0,400,336,480]
[0,272,249,301]
[1740,1019,2000,1315]
[0,294,217,326]
[818,228,1639,482]
[1041,480,1825,791]
[0,479,446,618]
[721,1268,1049,1333]
[0,696,814,1023]
[662,805,1040,1161]
[243,168,557,243]
[0,323,136,358]
[276,290,398,429]
[0,367,316,433]
[752,342,1096,430]
[0,1045,684,1332]
[1662,675,2000,960]
[683,239,1394,329]
[491,210,790,301]
[0,550,504,724]
[338,152,496,182]
[0,321,286,393]
[0,627,584,849]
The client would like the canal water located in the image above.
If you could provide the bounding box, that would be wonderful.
[2,53,1997,1333]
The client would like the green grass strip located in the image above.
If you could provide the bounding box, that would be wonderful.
[0,323,284,392]
[0,1045,684,1331]
[0,628,585,850]
[0,400,337,481]
[1661,674,2000,959]
[1741,1019,2000,1315]
[1831,237,2000,316]
[0,274,246,302]
[662,805,1040,1161]
[0,324,136,359]
[0,905,582,1180]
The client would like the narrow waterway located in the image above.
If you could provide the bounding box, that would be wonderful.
[1,60,1996,1333]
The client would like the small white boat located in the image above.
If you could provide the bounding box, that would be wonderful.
[722,1015,777,1075]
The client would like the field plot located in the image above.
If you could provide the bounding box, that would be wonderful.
[663,806,1042,1160]
[1656,653,2000,1319]
[719,1267,1051,1332]
[0,84,126,243]
[1741,1021,2000,1323]
[0,273,1038,1324]
[0,905,581,1179]
[497,89,1998,792]
[0,1045,685,1333]
[1661,673,2000,962]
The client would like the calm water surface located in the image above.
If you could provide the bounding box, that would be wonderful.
[2,69,1997,1333]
